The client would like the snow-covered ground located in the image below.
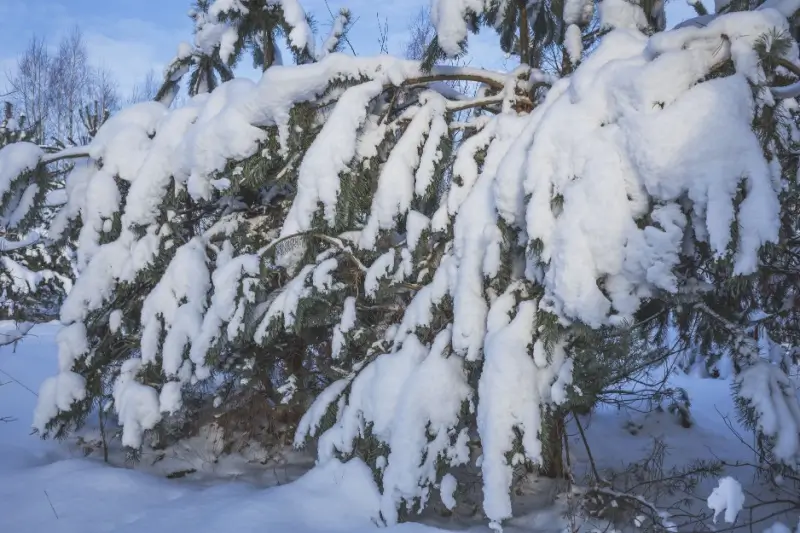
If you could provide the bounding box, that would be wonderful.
[0,323,796,532]
[0,324,432,533]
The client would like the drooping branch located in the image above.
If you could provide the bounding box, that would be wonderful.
[41,145,89,164]
[673,14,717,30]
[0,231,41,252]
[446,94,533,112]
[404,64,509,91]
[666,18,800,98]
[775,57,800,77]
[258,231,368,272]
[0,322,33,346]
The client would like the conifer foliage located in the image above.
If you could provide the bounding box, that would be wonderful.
[0,104,71,335]
[3,0,800,529]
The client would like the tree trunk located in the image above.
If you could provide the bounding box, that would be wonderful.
[518,0,530,66]
[263,27,274,71]
[540,409,566,478]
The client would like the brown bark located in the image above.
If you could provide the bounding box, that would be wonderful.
[518,0,530,66]
[540,410,567,479]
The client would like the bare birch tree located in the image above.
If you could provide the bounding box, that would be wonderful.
[6,28,123,147]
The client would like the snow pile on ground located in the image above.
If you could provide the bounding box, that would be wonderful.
[1,455,396,533]
[0,323,562,533]
[708,477,746,524]
[2,323,798,532]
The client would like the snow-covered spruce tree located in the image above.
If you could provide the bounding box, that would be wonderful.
[636,7,800,477]
[282,0,800,528]
[17,0,800,529]
[156,2,356,455]
[28,0,357,450]
[156,0,351,105]
[0,103,71,336]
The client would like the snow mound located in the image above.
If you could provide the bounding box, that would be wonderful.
[707,477,745,524]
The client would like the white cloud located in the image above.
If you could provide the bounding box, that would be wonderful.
[0,0,185,97]
[82,18,180,94]
[2,0,705,105]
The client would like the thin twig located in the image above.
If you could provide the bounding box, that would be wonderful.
[44,490,58,519]
[257,231,368,272]
[573,410,602,483]
[0,367,38,396]
[323,0,357,56]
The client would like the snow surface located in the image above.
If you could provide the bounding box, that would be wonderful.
[708,477,745,524]
[2,323,796,532]
[0,323,555,533]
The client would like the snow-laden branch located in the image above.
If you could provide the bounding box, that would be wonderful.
[672,14,800,98]
[693,302,756,342]
[258,231,368,272]
[41,145,90,164]
[673,13,718,30]
[770,80,800,98]
[450,117,491,130]
[315,9,351,61]
[44,189,67,208]
[770,57,800,98]
[0,322,33,346]
[401,66,507,91]
[0,231,40,252]
[29,7,800,523]
[445,94,531,112]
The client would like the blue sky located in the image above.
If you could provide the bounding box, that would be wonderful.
[0,0,700,94]
[0,0,444,93]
